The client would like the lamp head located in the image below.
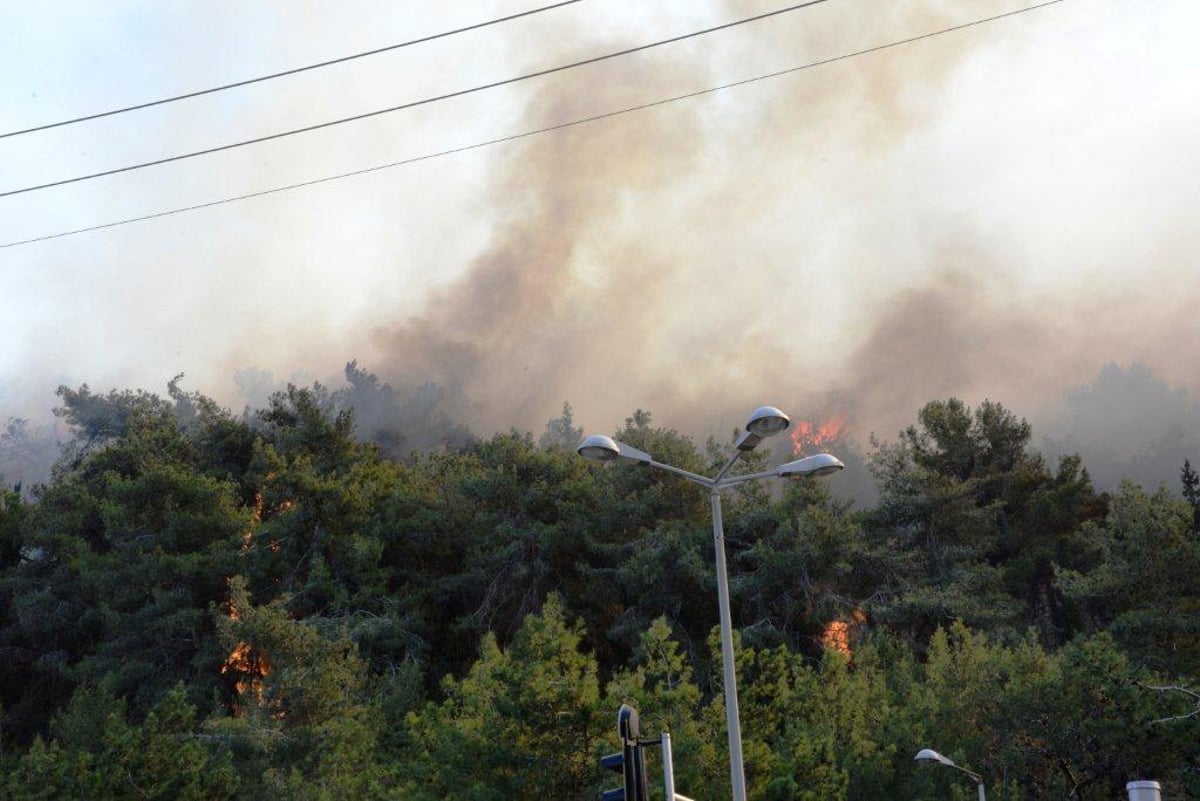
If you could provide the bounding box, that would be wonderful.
[578,434,620,462]
[577,435,653,466]
[776,452,844,478]
[914,748,955,768]
[745,406,791,437]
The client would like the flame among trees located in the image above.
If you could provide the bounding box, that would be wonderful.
[821,609,869,660]
[220,588,271,707]
[791,414,850,456]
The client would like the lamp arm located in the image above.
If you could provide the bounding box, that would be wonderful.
[646,460,715,488]
[713,449,745,483]
[958,767,983,784]
[948,763,984,787]
[717,469,783,488]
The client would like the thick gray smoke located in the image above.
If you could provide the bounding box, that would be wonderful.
[2,1,1196,497]
[1043,363,1200,492]
[361,0,1199,494]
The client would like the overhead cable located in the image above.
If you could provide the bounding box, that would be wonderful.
[0,0,1067,250]
[0,0,583,139]
[0,0,830,199]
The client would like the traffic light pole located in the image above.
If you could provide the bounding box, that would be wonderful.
[601,705,649,801]
[601,706,695,801]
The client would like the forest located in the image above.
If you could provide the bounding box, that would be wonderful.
[0,365,1197,799]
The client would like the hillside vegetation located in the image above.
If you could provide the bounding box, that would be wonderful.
[1,377,1197,799]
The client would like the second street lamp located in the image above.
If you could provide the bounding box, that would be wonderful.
[578,407,844,801]
[915,748,987,801]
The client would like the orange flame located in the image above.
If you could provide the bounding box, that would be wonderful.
[240,471,277,553]
[221,597,270,707]
[221,642,271,693]
[228,474,285,712]
[240,491,264,553]
[239,472,301,555]
[821,609,868,660]
[790,414,849,456]
[822,621,851,658]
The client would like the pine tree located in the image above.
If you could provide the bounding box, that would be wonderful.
[1182,459,1200,533]
[538,401,583,451]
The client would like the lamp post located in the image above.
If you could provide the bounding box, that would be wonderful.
[578,407,844,801]
[914,748,987,801]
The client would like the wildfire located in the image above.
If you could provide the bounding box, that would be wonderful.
[226,475,288,712]
[221,642,271,695]
[822,620,851,657]
[240,491,264,553]
[820,608,869,660]
[790,414,849,456]
[221,596,270,707]
[239,473,292,555]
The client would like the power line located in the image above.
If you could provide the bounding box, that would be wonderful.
[1,0,1067,250]
[0,1,583,140]
[0,0,830,199]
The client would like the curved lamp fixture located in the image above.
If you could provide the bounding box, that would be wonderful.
[914,749,960,769]
[777,452,844,478]
[577,434,651,465]
[735,406,791,452]
[745,406,791,436]
[576,434,618,461]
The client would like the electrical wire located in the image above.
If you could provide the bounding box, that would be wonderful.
[0,0,1067,250]
[0,1,583,140]
[0,0,830,199]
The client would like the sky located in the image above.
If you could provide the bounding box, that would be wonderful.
[2,0,1198,486]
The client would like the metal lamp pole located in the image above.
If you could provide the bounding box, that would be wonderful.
[579,407,844,801]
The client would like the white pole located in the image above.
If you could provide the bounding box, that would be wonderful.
[711,489,747,801]
[661,732,675,801]
[1127,781,1162,801]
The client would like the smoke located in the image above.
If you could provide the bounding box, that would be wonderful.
[365,0,1200,469]
[2,1,1197,496]
[1043,363,1200,492]
[367,2,1003,431]
[371,48,715,431]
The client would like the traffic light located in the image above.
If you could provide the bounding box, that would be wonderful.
[600,750,630,801]
[599,704,649,801]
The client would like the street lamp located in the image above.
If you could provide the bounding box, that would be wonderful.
[578,407,844,801]
[915,748,987,801]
